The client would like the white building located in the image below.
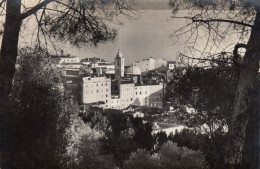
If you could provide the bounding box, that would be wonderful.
[134,57,167,72]
[167,61,177,70]
[80,76,111,108]
[111,95,120,109]
[148,83,163,107]
[134,85,150,106]
[119,82,135,109]
[59,57,81,64]
[79,50,164,110]
[134,83,163,107]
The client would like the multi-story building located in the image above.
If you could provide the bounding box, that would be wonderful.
[81,57,108,67]
[134,85,150,106]
[134,83,163,108]
[80,76,111,108]
[111,95,120,109]
[119,81,135,109]
[148,83,163,107]
[79,50,164,110]
[59,57,81,64]
[134,57,167,72]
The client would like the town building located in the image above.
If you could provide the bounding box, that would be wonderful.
[167,61,177,70]
[133,57,167,72]
[76,50,168,110]
[119,81,135,109]
[80,75,111,109]
[59,57,81,64]
[111,95,120,109]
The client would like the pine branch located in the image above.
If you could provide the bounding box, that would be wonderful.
[20,0,53,20]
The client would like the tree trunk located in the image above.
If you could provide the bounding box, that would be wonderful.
[225,11,260,168]
[0,0,21,164]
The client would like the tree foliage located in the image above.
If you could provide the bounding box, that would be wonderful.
[0,1,134,166]
[74,135,116,169]
[123,149,162,169]
[168,63,236,133]
[3,47,75,169]
[80,109,154,166]
[168,1,260,166]
[159,141,208,169]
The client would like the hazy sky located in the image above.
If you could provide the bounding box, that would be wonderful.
[20,0,247,66]
[60,0,183,65]
[66,10,183,65]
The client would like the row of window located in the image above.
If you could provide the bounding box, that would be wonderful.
[86,89,109,94]
[112,100,120,103]
[135,86,148,90]
[122,87,133,92]
[86,82,108,87]
[121,98,133,102]
[136,91,148,95]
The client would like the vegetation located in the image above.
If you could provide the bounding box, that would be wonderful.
[4,48,74,168]
[169,0,260,167]
[123,149,162,169]
[0,1,134,163]
[80,109,154,166]
[123,141,208,169]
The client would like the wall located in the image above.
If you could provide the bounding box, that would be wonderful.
[81,76,111,108]
[134,58,167,72]
[119,83,135,109]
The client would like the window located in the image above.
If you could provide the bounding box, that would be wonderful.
[106,94,108,97]
[106,89,108,92]
[97,83,98,87]
[101,83,103,86]
[140,92,142,95]
[131,98,133,101]
[136,92,138,95]
[97,89,99,93]
[106,100,108,103]
[105,83,107,86]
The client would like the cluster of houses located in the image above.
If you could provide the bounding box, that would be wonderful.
[57,50,178,111]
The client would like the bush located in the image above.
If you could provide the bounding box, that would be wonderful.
[75,136,116,169]
[123,149,162,169]
[158,141,208,169]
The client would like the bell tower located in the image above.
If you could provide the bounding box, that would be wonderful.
[115,49,125,80]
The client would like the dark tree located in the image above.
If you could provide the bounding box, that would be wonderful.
[0,0,134,161]
[81,109,154,166]
[3,47,78,168]
[169,0,260,167]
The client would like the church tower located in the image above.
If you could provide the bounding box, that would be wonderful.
[115,49,125,80]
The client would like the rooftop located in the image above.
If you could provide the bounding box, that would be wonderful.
[116,49,124,58]
[81,57,107,63]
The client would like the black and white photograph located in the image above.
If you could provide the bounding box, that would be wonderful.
[0,0,260,168]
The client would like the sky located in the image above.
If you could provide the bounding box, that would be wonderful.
[65,10,182,65]
[58,0,184,65]
[19,0,248,66]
